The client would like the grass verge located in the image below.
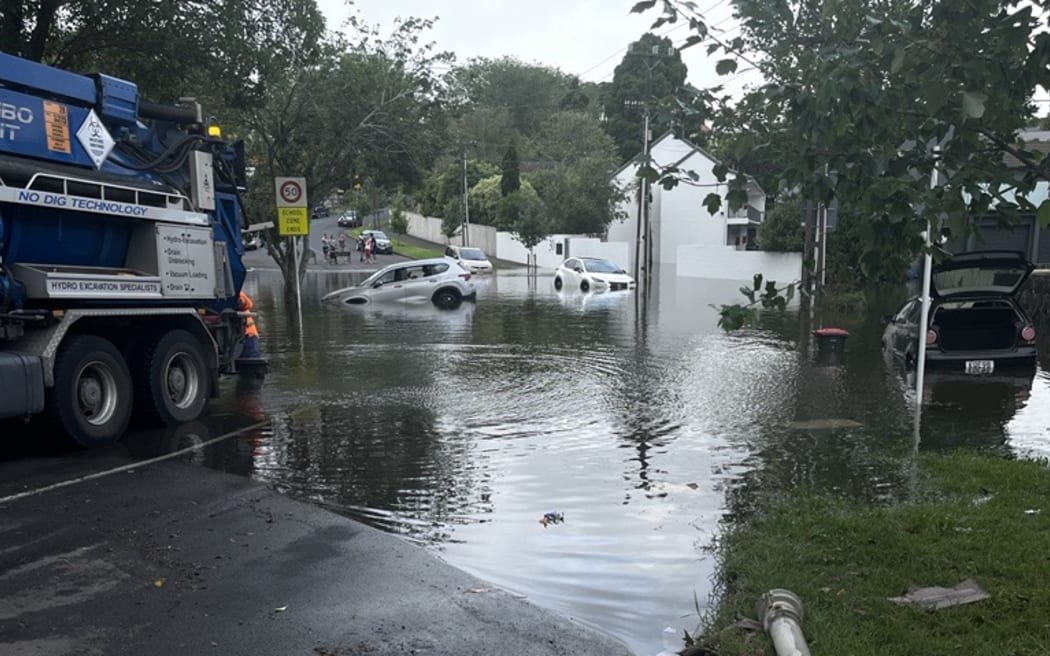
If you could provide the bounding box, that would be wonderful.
[392,239,444,260]
[696,453,1050,656]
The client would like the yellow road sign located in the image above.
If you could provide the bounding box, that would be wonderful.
[277,207,309,236]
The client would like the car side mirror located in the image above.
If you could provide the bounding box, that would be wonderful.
[372,281,384,289]
[574,267,583,273]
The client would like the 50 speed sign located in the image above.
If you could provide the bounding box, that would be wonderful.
[274,177,307,208]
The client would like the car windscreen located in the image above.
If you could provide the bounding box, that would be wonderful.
[459,248,487,261]
[371,232,389,240]
[582,259,623,273]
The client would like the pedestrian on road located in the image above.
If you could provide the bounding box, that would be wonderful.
[364,235,375,263]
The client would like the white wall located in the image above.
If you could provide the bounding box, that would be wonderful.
[677,245,802,286]
[495,233,631,268]
[406,211,498,256]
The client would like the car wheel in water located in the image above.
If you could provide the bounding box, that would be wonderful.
[433,288,463,309]
[580,280,590,292]
[48,335,133,448]
[554,277,563,290]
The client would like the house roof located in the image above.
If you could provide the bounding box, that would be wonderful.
[611,130,764,196]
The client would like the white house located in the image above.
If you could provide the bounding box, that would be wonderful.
[607,132,767,270]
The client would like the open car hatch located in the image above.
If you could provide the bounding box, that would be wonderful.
[931,250,1034,298]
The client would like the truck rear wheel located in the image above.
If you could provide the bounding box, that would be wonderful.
[49,335,132,448]
[143,330,209,425]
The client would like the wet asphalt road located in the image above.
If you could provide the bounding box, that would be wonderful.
[0,438,632,656]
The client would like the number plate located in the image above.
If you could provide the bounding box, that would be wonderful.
[964,360,994,375]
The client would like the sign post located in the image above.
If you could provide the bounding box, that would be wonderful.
[275,177,308,329]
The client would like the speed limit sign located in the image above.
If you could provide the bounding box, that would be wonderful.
[274,177,308,208]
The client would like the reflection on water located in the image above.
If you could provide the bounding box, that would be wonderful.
[169,267,1050,654]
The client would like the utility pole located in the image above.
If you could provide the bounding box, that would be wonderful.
[625,41,675,285]
[461,145,471,247]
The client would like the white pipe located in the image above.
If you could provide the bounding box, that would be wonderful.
[756,589,811,656]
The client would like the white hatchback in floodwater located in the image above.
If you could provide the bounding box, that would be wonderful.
[553,257,635,293]
[322,257,476,309]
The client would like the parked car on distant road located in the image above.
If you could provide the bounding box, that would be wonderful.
[554,257,635,292]
[882,251,1037,374]
[445,245,494,274]
[312,206,330,219]
[357,230,393,254]
[321,258,476,309]
[337,210,358,228]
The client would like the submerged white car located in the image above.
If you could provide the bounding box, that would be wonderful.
[321,257,476,309]
[445,245,494,274]
[553,257,635,292]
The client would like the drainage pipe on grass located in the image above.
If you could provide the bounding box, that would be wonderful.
[755,589,811,656]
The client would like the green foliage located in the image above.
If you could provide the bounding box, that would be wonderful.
[714,274,796,331]
[449,56,581,139]
[525,111,625,234]
[389,192,409,240]
[468,176,504,227]
[500,142,521,197]
[1,0,327,107]
[469,176,540,229]
[504,190,549,251]
[420,159,498,218]
[600,32,708,161]
[441,197,464,240]
[758,197,804,252]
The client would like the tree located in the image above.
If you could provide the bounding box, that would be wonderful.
[757,197,803,252]
[239,15,452,301]
[450,57,581,136]
[525,111,625,234]
[1,0,327,109]
[441,197,463,241]
[505,191,549,264]
[389,192,409,244]
[600,32,705,161]
[419,158,498,217]
[635,0,1050,292]
[500,141,521,197]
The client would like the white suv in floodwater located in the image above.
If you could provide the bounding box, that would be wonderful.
[322,257,476,309]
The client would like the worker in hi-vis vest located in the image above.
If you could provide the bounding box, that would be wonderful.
[239,291,262,359]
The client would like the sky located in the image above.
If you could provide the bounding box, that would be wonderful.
[315,0,761,97]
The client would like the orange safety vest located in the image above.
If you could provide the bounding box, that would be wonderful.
[239,292,259,338]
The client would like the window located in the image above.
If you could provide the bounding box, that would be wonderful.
[420,263,449,277]
[894,301,916,324]
[565,259,580,271]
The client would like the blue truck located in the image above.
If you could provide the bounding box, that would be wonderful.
[0,52,253,447]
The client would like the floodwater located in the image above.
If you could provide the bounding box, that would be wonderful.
[137,267,1050,654]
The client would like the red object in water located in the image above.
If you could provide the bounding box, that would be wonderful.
[813,327,849,337]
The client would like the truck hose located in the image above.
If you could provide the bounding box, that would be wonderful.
[138,100,200,125]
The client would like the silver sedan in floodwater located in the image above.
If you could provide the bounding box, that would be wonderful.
[321,257,476,309]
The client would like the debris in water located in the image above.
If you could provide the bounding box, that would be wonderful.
[888,579,990,610]
[274,605,288,613]
[465,587,494,594]
[539,512,564,527]
[786,418,863,430]
[153,578,166,588]
[1024,508,1041,515]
